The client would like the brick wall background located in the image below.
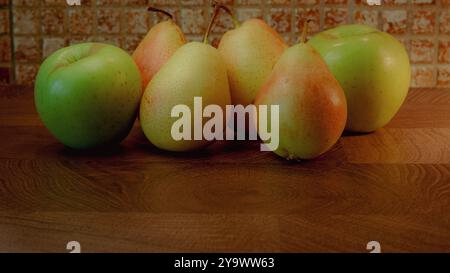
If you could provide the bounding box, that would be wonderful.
[0,0,448,87]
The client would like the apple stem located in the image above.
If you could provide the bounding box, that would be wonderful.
[148,6,173,21]
[212,1,240,28]
[300,19,312,44]
[203,4,222,44]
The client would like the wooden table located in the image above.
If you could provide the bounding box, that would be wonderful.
[0,85,449,253]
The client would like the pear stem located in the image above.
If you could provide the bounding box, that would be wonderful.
[203,4,222,44]
[148,6,173,20]
[212,1,240,28]
[300,19,312,43]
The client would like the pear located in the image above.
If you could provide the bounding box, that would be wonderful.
[254,22,347,160]
[140,5,231,152]
[216,3,287,106]
[132,7,185,92]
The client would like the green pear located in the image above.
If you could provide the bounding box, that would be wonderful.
[217,4,287,105]
[254,23,347,160]
[140,6,231,152]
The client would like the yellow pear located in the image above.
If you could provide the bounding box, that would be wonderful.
[255,22,347,160]
[140,5,231,152]
[132,7,185,92]
[217,4,287,105]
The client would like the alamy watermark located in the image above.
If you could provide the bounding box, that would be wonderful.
[66,0,81,5]
[367,241,381,253]
[66,241,81,253]
[367,0,381,5]
[171,97,280,151]
[65,240,381,253]
[66,0,381,6]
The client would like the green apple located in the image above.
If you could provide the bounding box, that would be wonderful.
[35,43,142,149]
[308,24,410,132]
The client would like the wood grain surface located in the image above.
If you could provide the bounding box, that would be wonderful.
[0,85,449,253]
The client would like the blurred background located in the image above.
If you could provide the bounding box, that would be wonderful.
[0,0,448,87]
